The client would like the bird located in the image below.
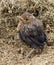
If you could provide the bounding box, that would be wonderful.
[17,12,47,52]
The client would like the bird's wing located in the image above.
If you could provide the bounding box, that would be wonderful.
[23,24,44,46]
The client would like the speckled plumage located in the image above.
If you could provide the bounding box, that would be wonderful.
[17,12,47,49]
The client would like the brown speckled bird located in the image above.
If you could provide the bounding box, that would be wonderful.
[17,12,47,51]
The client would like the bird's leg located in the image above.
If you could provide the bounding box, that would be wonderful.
[25,44,43,58]
[31,44,43,54]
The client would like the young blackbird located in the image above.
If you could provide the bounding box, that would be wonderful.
[17,12,47,50]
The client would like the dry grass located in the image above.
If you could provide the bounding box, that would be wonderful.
[0,0,54,65]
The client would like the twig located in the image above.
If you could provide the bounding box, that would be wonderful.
[25,48,35,58]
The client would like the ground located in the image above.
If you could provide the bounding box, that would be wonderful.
[0,0,54,65]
